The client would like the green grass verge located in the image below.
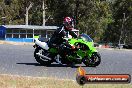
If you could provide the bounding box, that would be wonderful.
[0,74,131,88]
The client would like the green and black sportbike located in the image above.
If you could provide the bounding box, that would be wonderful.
[33,33,101,67]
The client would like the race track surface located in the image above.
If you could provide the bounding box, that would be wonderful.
[0,44,132,80]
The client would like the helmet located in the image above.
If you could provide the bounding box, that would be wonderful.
[64,17,73,25]
[63,17,73,30]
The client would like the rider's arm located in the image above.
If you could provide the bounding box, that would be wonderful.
[69,30,78,38]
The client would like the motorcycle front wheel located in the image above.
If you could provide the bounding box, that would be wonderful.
[34,47,52,66]
[83,52,101,67]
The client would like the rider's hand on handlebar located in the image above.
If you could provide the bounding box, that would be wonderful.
[71,45,76,50]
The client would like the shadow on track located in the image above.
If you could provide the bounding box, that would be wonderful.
[17,63,43,66]
[16,63,90,68]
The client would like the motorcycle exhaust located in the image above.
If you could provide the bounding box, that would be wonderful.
[35,39,49,50]
[36,53,51,60]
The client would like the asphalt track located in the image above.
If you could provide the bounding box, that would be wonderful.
[0,44,132,80]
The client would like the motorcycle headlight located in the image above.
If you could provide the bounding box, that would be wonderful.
[91,42,94,47]
[92,43,94,47]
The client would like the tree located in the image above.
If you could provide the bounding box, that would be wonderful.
[4,0,12,5]
[109,0,132,44]
[74,0,113,42]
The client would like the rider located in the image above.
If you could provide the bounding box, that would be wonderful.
[48,17,78,49]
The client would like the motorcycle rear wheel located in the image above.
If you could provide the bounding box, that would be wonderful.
[34,47,52,66]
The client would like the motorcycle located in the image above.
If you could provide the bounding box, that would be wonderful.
[33,33,101,67]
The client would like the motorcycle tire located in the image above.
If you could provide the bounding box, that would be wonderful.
[34,47,52,66]
[83,52,101,67]
[91,52,101,66]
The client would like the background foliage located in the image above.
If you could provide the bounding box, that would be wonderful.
[0,0,131,43]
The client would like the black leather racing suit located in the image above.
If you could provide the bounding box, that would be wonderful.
[47,25,77,48]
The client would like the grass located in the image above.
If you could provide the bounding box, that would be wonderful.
[0,74,131,88]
